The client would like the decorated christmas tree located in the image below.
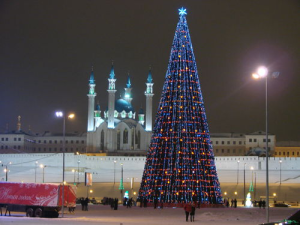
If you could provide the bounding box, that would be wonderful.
[138,8,223,205]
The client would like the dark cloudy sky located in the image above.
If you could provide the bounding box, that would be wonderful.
[0,0,299,141]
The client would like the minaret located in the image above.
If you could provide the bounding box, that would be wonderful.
[138,107,145,126]
[107,62,117,129]
[124,73,132,105]
[87,67,96,132]
[17,115,21,131]
[94,102,104,128]
[145,67,154,131]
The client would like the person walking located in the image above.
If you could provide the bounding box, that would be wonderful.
[184,202,192,222]
[190,202,196,222]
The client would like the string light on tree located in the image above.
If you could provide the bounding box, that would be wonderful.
[138,8,222,205]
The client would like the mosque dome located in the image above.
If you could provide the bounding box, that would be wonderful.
[115,99,134,113]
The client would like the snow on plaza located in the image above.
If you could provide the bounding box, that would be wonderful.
[1,204,299,225]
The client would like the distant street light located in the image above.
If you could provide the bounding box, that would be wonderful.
[237,160,240,184]
[77,160,80,184]
[252,66,279,223]
[72,169,76,184]
[55,111,75,218]
[3,162,12,182]
[40,164,47,183]
[243,163,246,206]
[35,161,38,183]
[279,160,282,185]
[114,160,117,185]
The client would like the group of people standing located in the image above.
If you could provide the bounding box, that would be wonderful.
[80,197,89,211]
[224,198,237,208]
[183,202,196,222]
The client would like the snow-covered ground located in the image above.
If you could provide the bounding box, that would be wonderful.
[0,204,298,225]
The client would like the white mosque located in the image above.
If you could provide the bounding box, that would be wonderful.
[86,63,154,155]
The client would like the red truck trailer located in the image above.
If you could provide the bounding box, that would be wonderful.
[0,182,76,217]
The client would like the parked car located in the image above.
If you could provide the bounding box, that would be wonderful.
[274,203,291,207]
[259,209,300,225]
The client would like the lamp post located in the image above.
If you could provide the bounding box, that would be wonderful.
[114,160,116,185]
[35,161,38,183]
[252,66,279,222]
[55,111,75,218]
[72,169,76,184]
[3,162,12,181]
[243,163,246,206]
[237,160,240,185]
[77,160,80,184]
[279,160,282,185]
[40,164,47,183]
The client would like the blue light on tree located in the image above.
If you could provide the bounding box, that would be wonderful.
[138,8,223,205]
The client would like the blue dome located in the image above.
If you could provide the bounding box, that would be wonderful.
[115,99,134,113]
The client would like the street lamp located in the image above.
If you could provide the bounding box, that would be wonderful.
[72,169,76,184]
[237,160,240,185]
[243,163,246,206]
[3,162,12,182]
[40,164,47,183]
[35,161,38,183]
[77,160,80,184]
[279,160,282,185]
[114,160,116,185]
[252,66,279,222]
[55,111,75,218]
[119,163,124,200]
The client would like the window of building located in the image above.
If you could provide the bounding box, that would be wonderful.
[233,141,236,145]
[222,141,224,144]
[60,140,63,144]
[216,141,219,145]
[18,146,20,149]
[292,152,295,155]
[221,149,224,153]
[233,149,236,153]
[283,152,285,156]
[1,138,3,141]
[275,152,277,155]
[76,140,79,144]
[227,149,230,153]
[249,139,252,142]
[6,138,8,141]
[38,140,41,143]
[44,140,46,144]
[71,140,74,144]
[81,141,84,144]
[49,140,52,144]
[216,149,219,153]
[55,140,57,144]
[263,139,271,142]
[66,140,68,144]
[254,139,257,142]
[297,152,299,156]
[14,138,17,141]
[211,141,213,144]
[227,141,230,145]
[279,152,281,155]
[123,129,128,144]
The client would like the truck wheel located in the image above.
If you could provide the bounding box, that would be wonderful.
[34,208,43,217]
[26,208,34,217]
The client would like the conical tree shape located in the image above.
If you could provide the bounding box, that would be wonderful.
[138,8,223,205]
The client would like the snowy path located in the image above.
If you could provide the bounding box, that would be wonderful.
[0,205,298,225]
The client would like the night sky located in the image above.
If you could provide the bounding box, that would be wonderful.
[0,0,299,141]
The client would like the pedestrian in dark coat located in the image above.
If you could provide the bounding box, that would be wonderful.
[184,202,192,222]
[190,202,196,222]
